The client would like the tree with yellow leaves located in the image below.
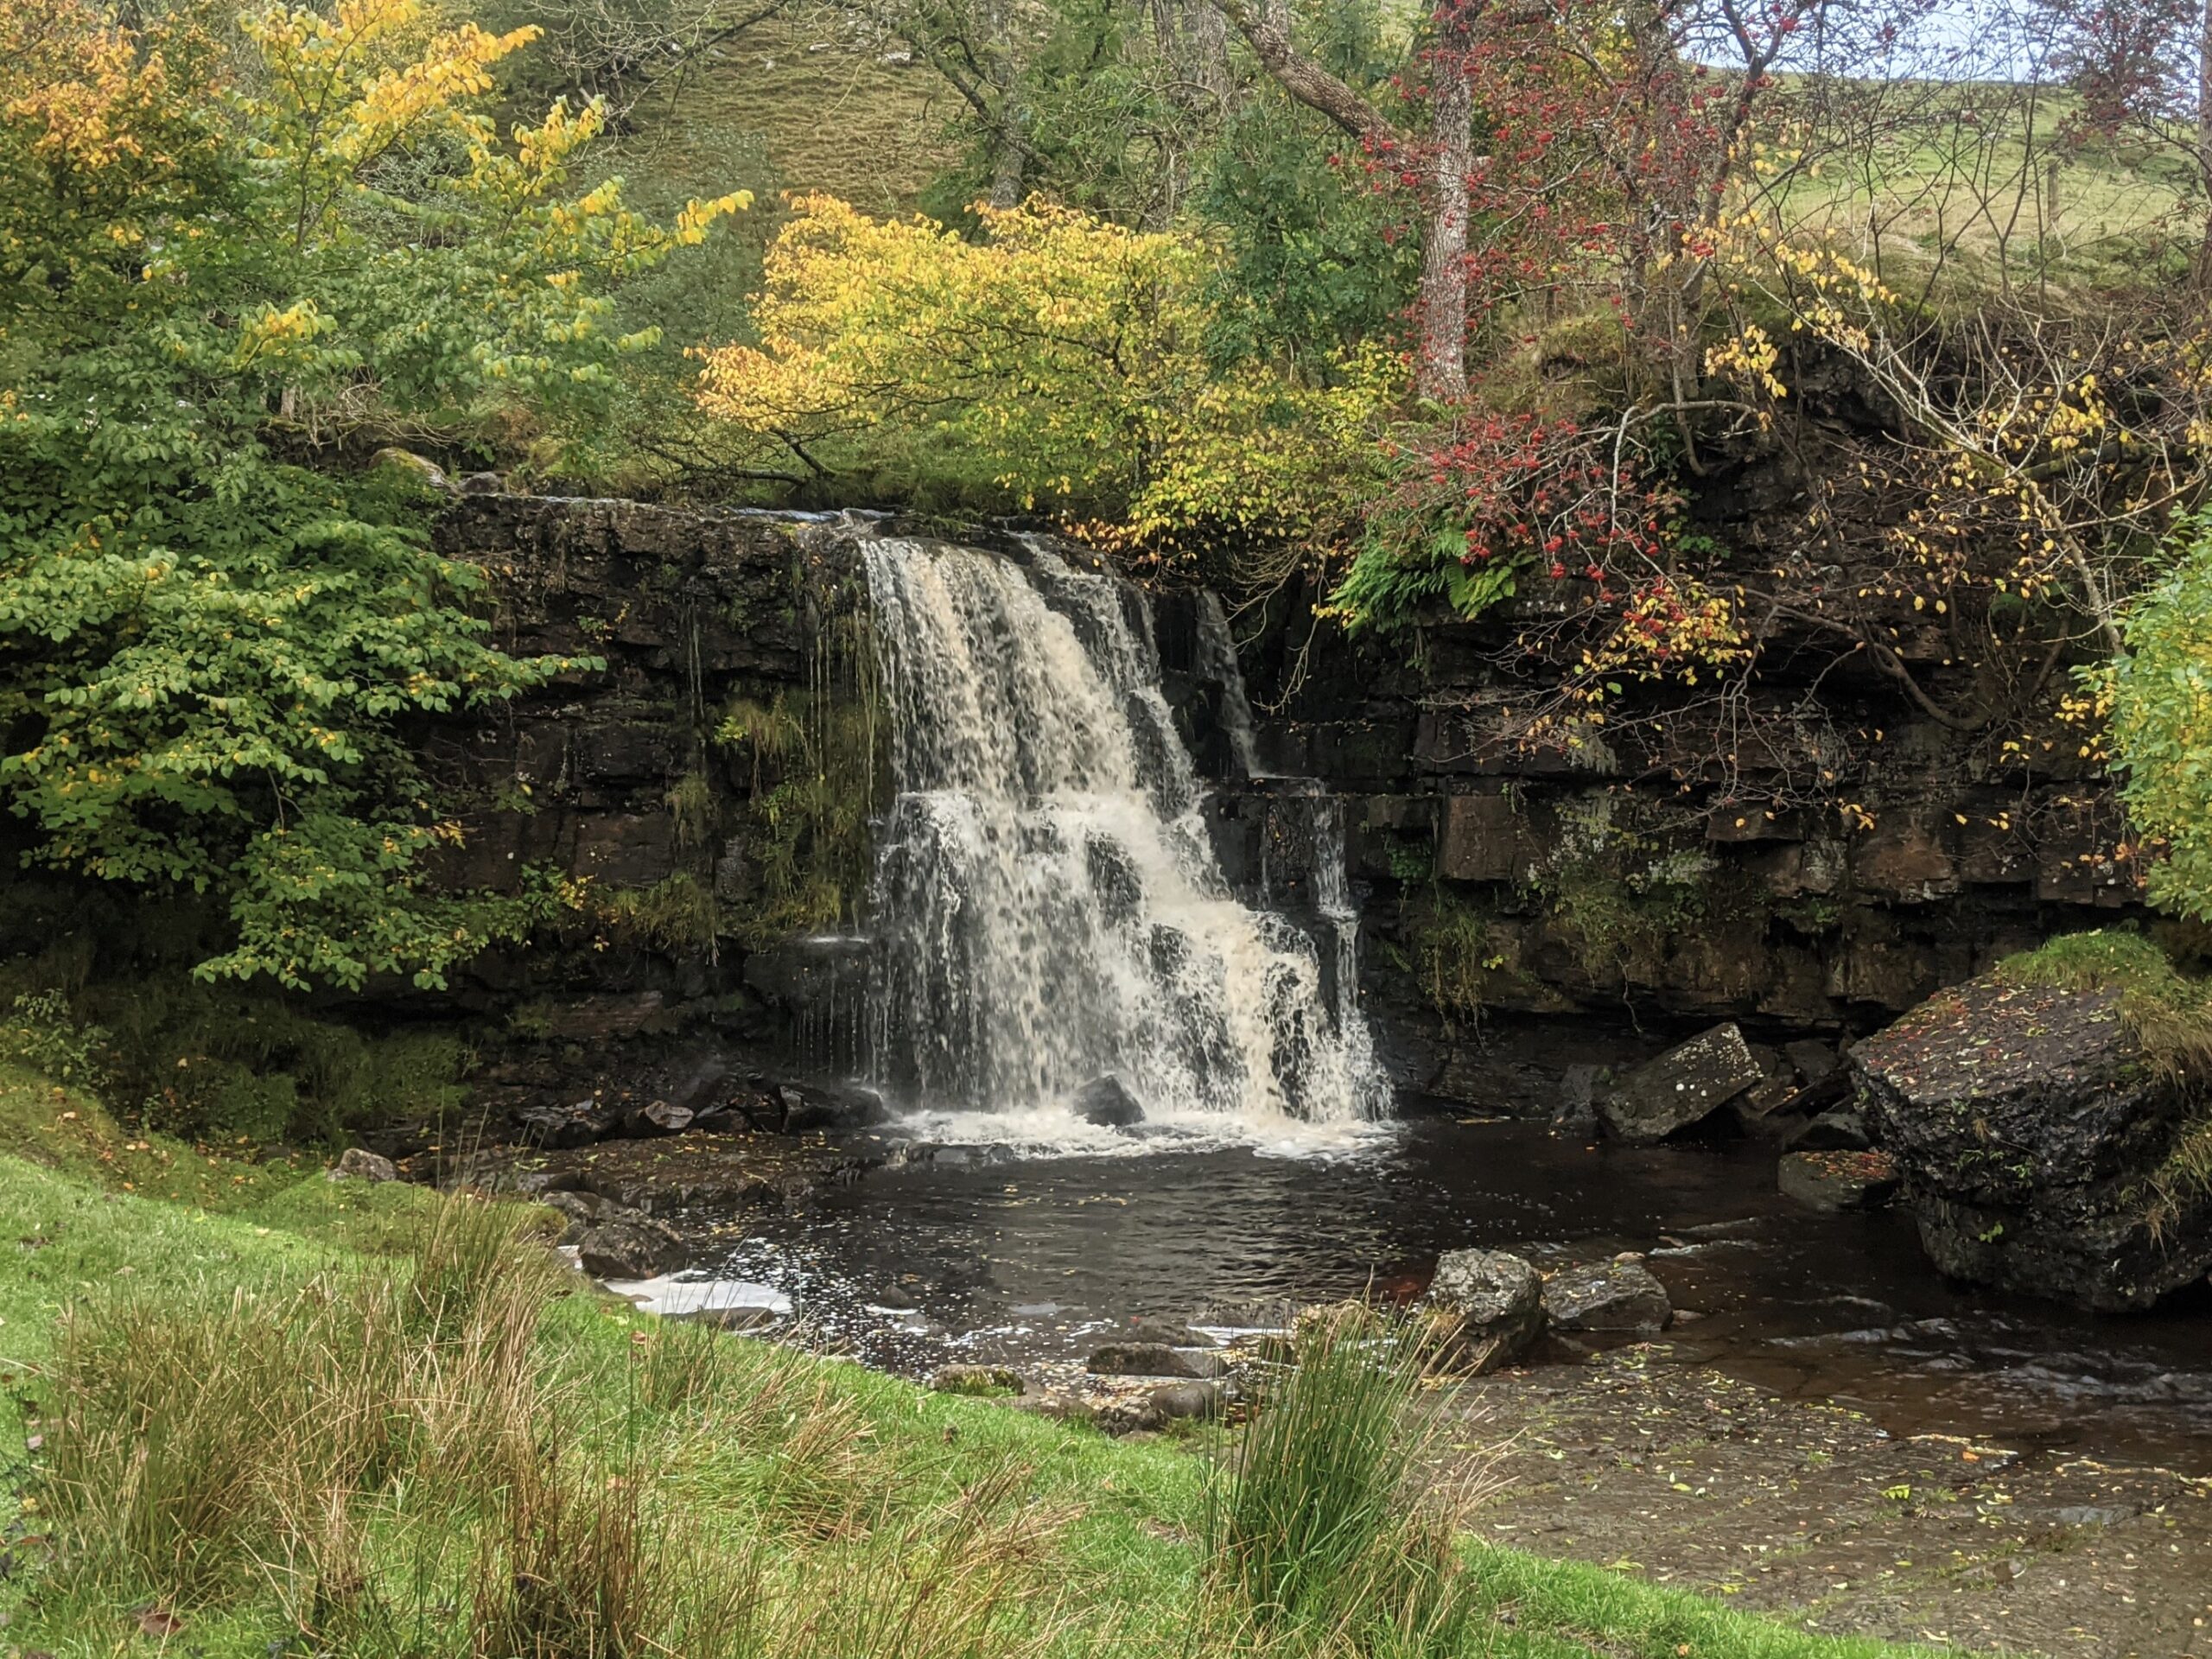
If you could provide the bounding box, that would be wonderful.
[0,0,746,990]
[693,194,1394,578]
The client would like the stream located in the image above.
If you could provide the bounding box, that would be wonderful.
[672,1110,2212,1477]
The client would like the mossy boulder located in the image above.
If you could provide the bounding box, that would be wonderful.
[1853,934,2212,1311]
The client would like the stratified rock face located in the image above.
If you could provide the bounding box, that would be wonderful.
[1854,976,2212,1310]
[1596,1024,1764,1145]
[1423,1248,1543,1373]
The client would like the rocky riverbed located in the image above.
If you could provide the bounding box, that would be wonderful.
[1445,1349,2212,1659]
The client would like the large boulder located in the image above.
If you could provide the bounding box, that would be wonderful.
[1854,964,2212,1310]
[1421,1249,1543,1373]
[1596,1024,1764,1145]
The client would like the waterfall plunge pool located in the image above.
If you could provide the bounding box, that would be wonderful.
[662,1110,2212,1476]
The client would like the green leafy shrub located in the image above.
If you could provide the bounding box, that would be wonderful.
[2105,516,2212,925]
[0,0,741,991]
[0,991,111,1092]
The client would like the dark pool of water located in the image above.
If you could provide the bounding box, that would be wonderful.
[694,1113,2212,1472]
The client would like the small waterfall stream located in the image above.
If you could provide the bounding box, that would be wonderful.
[860,536,1388,1140]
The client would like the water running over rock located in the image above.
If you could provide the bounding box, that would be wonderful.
[861,537,1388,1138]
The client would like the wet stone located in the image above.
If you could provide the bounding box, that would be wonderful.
[576,1214,691,1280]
[1778,1149,1900,1212]
[538,1188,620,1243]
[930,1363,1026,1396]
[1423,1248,1543,1374]
[1086,1342,1214,1378]
[1148,1381,1225,1421]
[1121,1317,1217,1348]
[1596,1023,1764,1145]
[1786,1104,1872,1152]
[1074,1076,1145,1128]
[1541,1259,1671,1333]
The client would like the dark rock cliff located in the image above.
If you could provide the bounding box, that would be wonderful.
[418,493,2145,1120]
[416,496,885,1124]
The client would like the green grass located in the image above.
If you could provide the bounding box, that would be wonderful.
[0,1071,1967,1659]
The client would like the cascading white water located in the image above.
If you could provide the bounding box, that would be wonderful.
[861,537,1389,1139]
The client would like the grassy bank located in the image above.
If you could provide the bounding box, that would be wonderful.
[0,1074,1962,1659]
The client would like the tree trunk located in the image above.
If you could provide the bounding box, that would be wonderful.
[1415,11,1472,401]
[984,0,1027,207]
[1212,0,1398,149]
[2198,0,2212,286]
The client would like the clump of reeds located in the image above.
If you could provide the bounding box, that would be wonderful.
[1201,1303,1495,1657]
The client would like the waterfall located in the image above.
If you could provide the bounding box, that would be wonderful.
[861,537,1389,1139]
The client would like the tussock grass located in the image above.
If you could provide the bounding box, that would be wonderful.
[0,1138,1968,1659]
[1204,1305,1491,1658]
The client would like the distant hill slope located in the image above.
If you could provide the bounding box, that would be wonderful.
[604,19,952,214]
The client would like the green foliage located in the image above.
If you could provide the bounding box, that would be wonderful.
[0,991,112,1092]
[594,872,723,952]
[1405,890,1514,1027]
[1524,804,1713,984]
[1332,519,1533,633]
[2105,515,2212,927]
[0,959,470,1145]
[715,613,885,947]
[1195,7,1419,372]
[696,195,1395,565]
[0,0,739,991]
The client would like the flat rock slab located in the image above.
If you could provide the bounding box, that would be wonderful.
[1778,1149,1900,1211]
[1598,1024,1764,1145]
[435,1129,931,1217]
[1542,1259,1671,1332]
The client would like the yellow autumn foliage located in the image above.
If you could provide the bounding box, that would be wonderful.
[695,194,1398,561]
